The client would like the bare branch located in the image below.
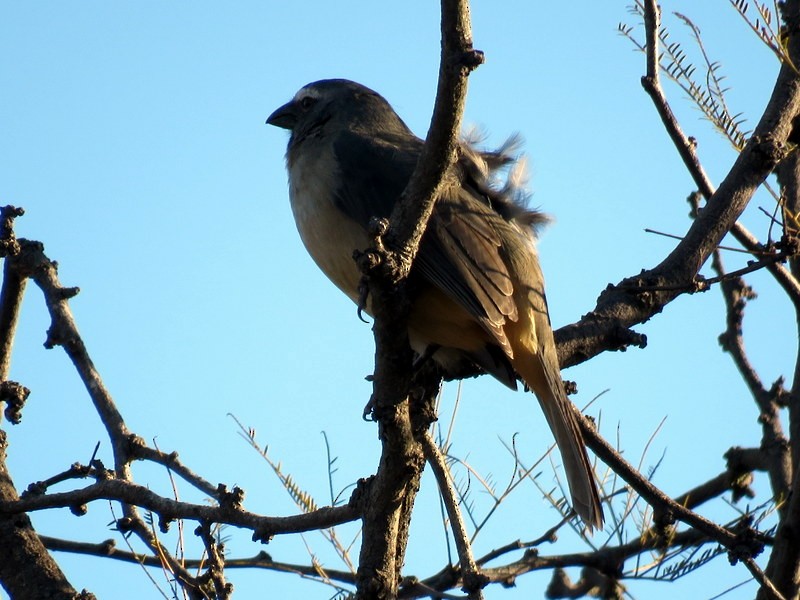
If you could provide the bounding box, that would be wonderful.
[0,431,87,600]
[558,0,800,368]
[385,2,484,268]
[41,536,359,586]
[6,240,133,474]
[0,206,26,384]
[196,520,232,600]
[641,0,717,200]
[355,1,482,598]
[133,445,220,498]
[0,478,361,538]
[579,412,740,548]
[708,238,792,510]
[421,432,486,598]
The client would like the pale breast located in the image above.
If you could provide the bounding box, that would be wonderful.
[288,144,369,303]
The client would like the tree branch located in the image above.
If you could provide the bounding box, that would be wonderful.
[710,233,792,511]
[0,431,87,600]
[421,432,486,599]
[557,0,800,369]
[356,1,482,598]
[0,207,89,600]
[0,478,360,538]
[41,536,359,587]
[0,206,25,386]
[6,239,133,475]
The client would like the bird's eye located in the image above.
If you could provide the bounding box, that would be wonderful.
[299,96,316,110]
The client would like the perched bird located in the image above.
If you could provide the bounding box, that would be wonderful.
[267,79,603,529]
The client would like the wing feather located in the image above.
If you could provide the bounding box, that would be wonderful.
[332,130,536,355]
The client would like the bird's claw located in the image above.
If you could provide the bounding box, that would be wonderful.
[356,277,370,323]
[362,396,376,421]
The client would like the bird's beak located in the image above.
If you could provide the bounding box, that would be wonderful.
[266,100,297,130]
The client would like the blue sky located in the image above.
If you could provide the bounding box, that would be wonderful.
[0,2,790,599]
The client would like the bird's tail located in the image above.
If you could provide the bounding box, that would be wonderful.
[513,352,604,530]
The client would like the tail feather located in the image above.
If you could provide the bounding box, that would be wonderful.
[513,352,604,530]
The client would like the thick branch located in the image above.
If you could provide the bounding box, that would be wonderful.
[0,431,86,600]
[356,1,481,598]
[756,2,800,598]
[385,0,484,268]
[557,0,800,368]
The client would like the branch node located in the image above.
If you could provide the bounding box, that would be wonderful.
[769,376,790,407]
[461,569,490,595]
[752,134,791,165]
[727,517,765,565]
[43,322,72,349]
[0,205,25,258]
[251,527,273,544]
[612,323,648,352]
[652,506,676,535]
[58,286,80,300]
[158,513,174,533]
[115,517,135,534]
[0,380,30,424]
[24,480,48,497]
[100,538,116,554]
[691,275,710,292]
[459,48,485,70]
[125,433,148,458]
[350,476,374,514]
[546,566,624,600]
[216,483,245,511]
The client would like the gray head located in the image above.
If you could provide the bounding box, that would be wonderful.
[266,79,414,149]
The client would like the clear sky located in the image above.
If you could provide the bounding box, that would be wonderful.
[0,2,790,599]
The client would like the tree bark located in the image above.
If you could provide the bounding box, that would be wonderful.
[0,431,88,600]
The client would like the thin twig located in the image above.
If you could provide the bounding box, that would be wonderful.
[617,248,793,292]
[422,432,486,599]
[644,228,773,255]
[576,409,780,593]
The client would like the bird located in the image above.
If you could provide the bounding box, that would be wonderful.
[267,79,603,530]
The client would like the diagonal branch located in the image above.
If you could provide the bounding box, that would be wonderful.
[6,239,133,474]
[421,432,486,598]
[0,207,85,600]
[556,0,800,369]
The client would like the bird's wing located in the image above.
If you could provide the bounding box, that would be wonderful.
[333,132,521,352]
[333,131,603,529]
[416,191,520,354]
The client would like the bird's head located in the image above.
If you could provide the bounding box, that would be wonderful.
[266,79,412,148]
